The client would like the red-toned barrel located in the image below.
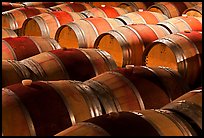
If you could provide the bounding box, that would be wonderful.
[20,48,117,82]
[143,31,202,89]
[157,16,202,34]
[2,80,102,136]
[55,109,196,136]
[2,36,61,60]
[2,7,50,30]
[80,6,128,18]
[21,11,86,38]
[116,10,168,25]
[85,66,189,113]
[22,2,64,8]
[49,2,93,12]
[2,2,23,12]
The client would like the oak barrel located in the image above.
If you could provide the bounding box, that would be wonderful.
[2,2,23,12]
[183,3,202,17]
[2,28,18,38]
[22,2,64,8]
[118,2,155,12]
[143,31,202,89]
[116,11,168,25]
[55,110,196,136]
[94,24,170,67]
[55,17,125,48]
[85,66,189,113]
[80,6,128,18]
[21,11,86,38]
[2,36,61,60]
[2,7,50,30]
[20,48,117,82]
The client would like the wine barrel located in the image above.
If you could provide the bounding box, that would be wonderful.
[162,87,202,133]
[116,11,168,25]
[2,80,102,136]
[49,2,93,12]
[20,48,117,82]
[183,4,202,17]
[80,6,128,18]
[157,16,202,34]
[2,2,23,12]
[22,2,64,8]
[88,2,121,8]
[2,36,61,60]
[2,28,18,38]
[2,7,50,30]
[94,24,170,67]
[143,31,202,89]
[55,17,125,49]
[21,11,86,38]
[148,2,189,18]
[118,2,155,12]
[85,66,189,113]
[2,60,32,87]
[55,109,196,136]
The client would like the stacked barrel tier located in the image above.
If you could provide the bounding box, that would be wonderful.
[94,24,170,67]
[20,11,86,38]
[49,2,93,12]
[118,2,155,12]
[2,7,50,31]
[2,80,102,136]
[143,31,202,89]
[55,87,202,136]
[147,2,194,18]
[55,110,199,136]
[162,87,202,134]
[2,36,61,60]
[2,28,18,38]
[116,10,168,25]
[2,2,24,12]
[22,2,64,8]
[157,15,202,34]
[55,17,125,49]
[183,3,202,17]
[80,6,128,18]
[84,66,190,113]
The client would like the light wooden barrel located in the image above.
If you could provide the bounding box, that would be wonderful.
[20,48,117,82]
[80,6,128,18]
[88,2,121,8]
[2,36,61,61]
[94,24,170,67]
[55,109,196,136]
[21,11,86,38]
[22,2,64,8]
[157,16,202,34]
[2,60,32,87]
[2,2,24,12]
[55,17,125,48]
[143,31,202,89]
[116,11,168,25]
[85,66,189,113]
[2,28,18,38]
[118,2,155,12]
[49,2,93,12]
[183,3,202,17]
[148,2,189,18]
[2,80,102,136]
[162,87,202,133]
[2,7,50,30]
